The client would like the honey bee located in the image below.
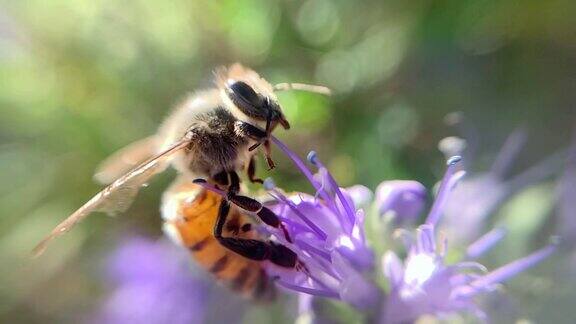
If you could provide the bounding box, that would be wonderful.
[33,64,329,280]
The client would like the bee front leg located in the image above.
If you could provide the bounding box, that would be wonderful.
[234,121,275,170]
[263,139,275,170]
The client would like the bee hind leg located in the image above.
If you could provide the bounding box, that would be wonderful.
[215,199,297,268]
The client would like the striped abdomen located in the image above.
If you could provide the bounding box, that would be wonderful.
[162,179,274,299]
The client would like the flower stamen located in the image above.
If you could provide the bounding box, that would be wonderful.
[425,156,465,226]
[308,151,356,232]
[465,227,507,260]
[275,280,339,298]
[268,189,328,241]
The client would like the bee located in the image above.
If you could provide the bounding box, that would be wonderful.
[33,64,329,277]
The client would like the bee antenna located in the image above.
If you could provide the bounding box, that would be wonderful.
[273,83,332,96]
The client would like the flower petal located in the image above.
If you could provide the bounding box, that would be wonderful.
[383,251,405,288]
[464,240,558,297]
[465,227,507,260]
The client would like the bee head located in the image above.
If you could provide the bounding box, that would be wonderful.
[225,79,290,131]
[216,63,327,135]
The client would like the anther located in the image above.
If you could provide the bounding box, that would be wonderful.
[447,155,462,166]
[307,151,318,166]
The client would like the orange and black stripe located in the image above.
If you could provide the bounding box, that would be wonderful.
[164,182,275,299]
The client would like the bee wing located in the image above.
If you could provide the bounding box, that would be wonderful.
[32,137,191,257]
[94,136,160,185]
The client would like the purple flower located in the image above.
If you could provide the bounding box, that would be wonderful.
[263,138,381,310]
[261,139,555,322]
[93,237,210,324]
[259,138,556,322]
[92,236,249,324]
[380,158,558,323]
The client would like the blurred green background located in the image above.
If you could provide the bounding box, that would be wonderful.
[1,0,575,323]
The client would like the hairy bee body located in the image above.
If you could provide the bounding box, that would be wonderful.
[162,178,274,299]
[156,89,256,181]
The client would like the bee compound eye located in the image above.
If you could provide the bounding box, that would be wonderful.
[228,81,262,107]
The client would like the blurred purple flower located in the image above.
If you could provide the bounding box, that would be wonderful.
[347,184,374,208]
[380,157,558,323]
[93,237,210,324]
[375,180,426,225]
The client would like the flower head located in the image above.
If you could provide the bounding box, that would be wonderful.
[262,139,380,309]
[261,139,556,322]
[380,157,558,323]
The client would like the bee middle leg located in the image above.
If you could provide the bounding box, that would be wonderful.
[226,170,292,243]
[215,199,297,268]
[247,156,263,184]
